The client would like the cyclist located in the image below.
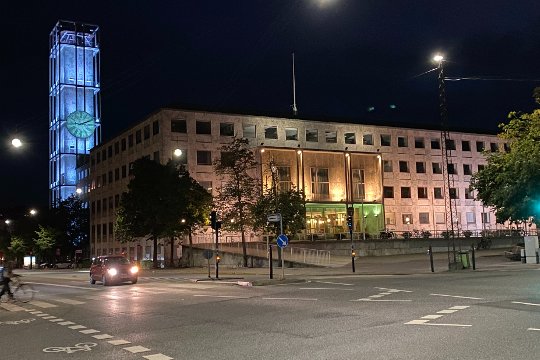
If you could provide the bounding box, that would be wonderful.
[0,262,14,300]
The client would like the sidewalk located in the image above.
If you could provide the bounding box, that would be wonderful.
[140,249,539,286]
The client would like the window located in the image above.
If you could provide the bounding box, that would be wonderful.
[380,134,391,146]
[325,131,337,143]
[102,174,107,186]
[114,142,119,155]
[446,139,456,150]
[171,119,187,133]
[462,140,471,151]
[463,164,472,175]
[243,124,256,138]
[306,129,318,142]
[414,137,425,148]
[449,188,458,199]
[435,212,445,224]
[114,168,119,181]
[285,128,298,141]
[383,160,393,172]
[476,141,485,152]
[352,169,365,200]
[416,162,426,173]
[143,125,150,140]
[96,200,101,213]
[220,123,234,136]
[401,187,411,198]
[310,168,329,200]
[102,149,107,161]
[135,130,141,144]
[383,186,394,198]
[447,163,457,175]
[277,166,291,192]
[481,212,490,224]
[153,120,159,135]
[108,171,113,184]
[198,181,213,193]
[490,142,499,152]
[196,151,212,165]
[96,152,101,163]
[431,139,441,149]
[432,162,442,174]
[153,151,160,162]
[121,165,126,178]
[418,187,428,199]
[399,161,409,173]
[477,164,485,172]
[385,212,396,225]
[434,187,444,199]
[465,188,474,199]
[363,134,373,146]
[419,212,430,224]
[398,136,408,147]
[344,132,356,144]
[196,121,211,135]
[466,212,476,224]
[402,214,412,225]
[264,125,278,139]
[121,138,126,151]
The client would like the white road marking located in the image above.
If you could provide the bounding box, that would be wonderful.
[315,281,353,286]
[262,297,318,301]
[49,318,64,322]
[528,328,540,331]
[93,334,114,339]
[422,315,444,319]
[108,339,131,345]
[69,325,86,330]
[25,282,99,291]
[29,311,43,314]
[193,295,249,299]
[512,301,540,307]
[80,329,100,334]
[58,321,76,326]
[425,323,472,327]
[369,294,385,298]
[352,299,412,302]
[437,310,458,314]
[405,320,430,324]
[431,293,483,300]
[449,306,470,310]
[29,301,58,308]
[124,345,151,353]
[37,314,49,317]
[54,298,86,305]
[42,316,56,319]
[0,303,26,312]
[376,287,413,293]
[143,354,174,360]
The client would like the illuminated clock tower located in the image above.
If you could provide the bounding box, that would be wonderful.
[49,21,101,207]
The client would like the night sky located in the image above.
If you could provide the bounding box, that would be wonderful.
[1,0,539,210]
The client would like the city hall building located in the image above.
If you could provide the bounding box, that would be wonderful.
[88,107,503,261]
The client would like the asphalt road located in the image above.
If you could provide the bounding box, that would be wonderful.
[3,268,540,359]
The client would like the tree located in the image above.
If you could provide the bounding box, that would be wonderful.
[56,195,89,252]
[115,158,202,268]
[214,138,259,267]
[471,108,540,224]
[33,225,60,263]
[8,236,26,266]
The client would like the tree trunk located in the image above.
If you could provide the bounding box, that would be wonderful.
[152,235,158,269]
[170,236,175,268]
[241,226,247,267]
[188,231,194,267]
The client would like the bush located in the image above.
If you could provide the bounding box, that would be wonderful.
[402,231,412,239]
[462,230,473,238]
[141,260,153,269]
[422,230,432,239]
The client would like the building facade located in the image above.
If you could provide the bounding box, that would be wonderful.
[89,108,505,260]
[49,21,101,207]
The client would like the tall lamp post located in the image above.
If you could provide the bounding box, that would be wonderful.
[434,54,458,269]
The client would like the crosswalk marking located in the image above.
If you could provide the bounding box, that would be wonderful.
[58,321,76,326]
[108,339,131,345]
[143,354,174,360]
[124,345,151,353]
[80,329,100,334]
[69,325,86,330]
[0,303,26,312]
[54,298,86,305]
[29,300,58,308]
[93,334,114,339]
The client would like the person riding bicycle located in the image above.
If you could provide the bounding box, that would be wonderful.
[0,262,14,300]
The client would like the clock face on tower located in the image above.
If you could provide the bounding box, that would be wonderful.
[66,111,95,138]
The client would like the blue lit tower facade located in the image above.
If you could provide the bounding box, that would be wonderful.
[49,21,101,207]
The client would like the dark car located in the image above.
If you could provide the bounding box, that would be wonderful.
[89,255,138,286]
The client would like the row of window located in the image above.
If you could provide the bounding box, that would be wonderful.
[386,211,490,226]
[383,186,475,200]
[384,161,484,175]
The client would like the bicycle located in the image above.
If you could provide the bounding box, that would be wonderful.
[0,274,35,303]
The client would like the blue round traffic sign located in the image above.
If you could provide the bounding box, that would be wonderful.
[277,234,289,248]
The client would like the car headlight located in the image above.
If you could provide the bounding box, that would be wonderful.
[130,266,139,274]
[107,268,118,276]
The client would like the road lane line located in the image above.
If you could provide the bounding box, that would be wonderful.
[29,300,58,308]
[431,293,483,300]
[299,288,353,291]
[69,325,86,330]
[193,295,249,299]
[49,318,64,322]
[405,320,430,324]
[58,321,76,326]
[422,315,444,319]
[108,339,131,345]
[54,298,86,305]
[25,282,100,291]
[263,297,318,301]
[512,301,540,307]
[353,299,412,302]
[143,354,174,360]
[437,310,458,314]
[425,323,472,327]
[376,287,413,293]
[80,329,100,334]
[124,345,151,353]
[315,281,353,286]
[93,334,114,340]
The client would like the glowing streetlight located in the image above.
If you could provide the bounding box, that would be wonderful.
[76,188,83,195]
[11,138,22,148]
[29,209,37,216]
[5,219,11,225]
[173,149,183,157]
[433,54,444,63]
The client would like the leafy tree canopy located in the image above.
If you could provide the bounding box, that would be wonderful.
[471,108,540,224]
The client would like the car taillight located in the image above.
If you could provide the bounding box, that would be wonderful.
[130,266,139,274]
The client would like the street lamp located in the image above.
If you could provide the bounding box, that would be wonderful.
[174,149,182,157]
[11,138,22,148]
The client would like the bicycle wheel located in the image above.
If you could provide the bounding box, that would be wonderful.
[13,284,34,303]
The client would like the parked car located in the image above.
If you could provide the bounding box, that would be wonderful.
[54,262,73,269]
[504,242,524,261]
[90,255,138,286]
[39,262,54,269]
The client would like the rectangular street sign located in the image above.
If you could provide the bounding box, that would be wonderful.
[267,213,281,222]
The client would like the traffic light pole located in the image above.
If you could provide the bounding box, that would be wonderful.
[347,206,355,273]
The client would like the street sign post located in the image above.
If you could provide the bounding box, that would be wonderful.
[277,234,288,279]
[267,213,281,222]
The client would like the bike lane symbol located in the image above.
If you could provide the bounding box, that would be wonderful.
[43,342,97,354]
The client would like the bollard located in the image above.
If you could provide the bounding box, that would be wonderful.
[269,244,273,279]
[521,249,526,263]
[471,245,476,270]
[428,245,434,272]
[537,249,539,265]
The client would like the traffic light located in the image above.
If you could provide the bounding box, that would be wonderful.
[351,250,356,257]
[347,215,353,230]
[211,211,217,229]
[216,254,221,263]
